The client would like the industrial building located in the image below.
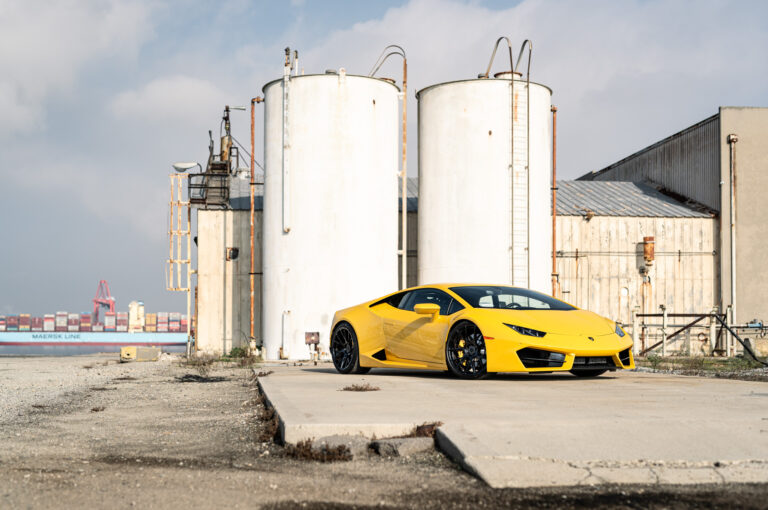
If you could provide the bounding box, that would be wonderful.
[186,43,766,360]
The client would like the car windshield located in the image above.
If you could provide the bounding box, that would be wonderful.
[449,286,576,311]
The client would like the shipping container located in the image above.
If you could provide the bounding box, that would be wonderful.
[7,315,19,331]
[79,313,92,332]
[67,313,80,332]
[116,312,128,332]
[91,323,104,332]
[43,314,55,332]
[145,313,157,326]
[144,325,157,332]
[0,315,6,332]
[55,312,68,332]
[19,314,31,332]
[104,312,116,331]
[31,317,43,332]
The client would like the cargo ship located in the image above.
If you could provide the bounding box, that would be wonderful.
[0,308,189,356]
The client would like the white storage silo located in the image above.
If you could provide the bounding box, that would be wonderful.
[262,69,399,360]
[416,70,552,293]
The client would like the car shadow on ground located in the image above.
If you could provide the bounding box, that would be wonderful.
[299,367,619,381]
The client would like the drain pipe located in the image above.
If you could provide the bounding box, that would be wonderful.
[551,105,558,297]
[250,96,263,355]
[727,133,738,328]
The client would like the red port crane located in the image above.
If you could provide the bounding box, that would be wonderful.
[92,280,115,325]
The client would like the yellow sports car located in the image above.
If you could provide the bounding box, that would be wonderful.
[330,284,634,379]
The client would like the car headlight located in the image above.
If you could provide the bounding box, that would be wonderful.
[615,323,625,337]
[505,323,546,338]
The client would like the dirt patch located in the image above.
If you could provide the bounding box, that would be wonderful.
[91,386,115,391]
[340,383,380,392]
[113,375,137,381]
[175,374,228,383]
[91,406,105,413]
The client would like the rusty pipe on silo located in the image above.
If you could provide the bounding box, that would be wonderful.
[250,96,264,354]
[369,45,407,289]
[551,105,558,297]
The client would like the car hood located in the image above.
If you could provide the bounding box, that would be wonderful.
[472,308,615,336]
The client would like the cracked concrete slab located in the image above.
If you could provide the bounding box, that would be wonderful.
[256,366,768,488]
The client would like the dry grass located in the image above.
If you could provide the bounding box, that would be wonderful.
[256,370,274,378]
[340,383,380,392]
[285,439,352,462]
[399,422,443,438]
[183,353,217,378]
[257,406,280,442]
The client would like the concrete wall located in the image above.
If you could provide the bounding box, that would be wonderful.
[196,210,262,355]
[399,211,418,288]
[555,215,719,325]
[718,107,768,324]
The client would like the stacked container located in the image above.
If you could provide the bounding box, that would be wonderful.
[30,317,43,332]
[43,314,55,332]
[180,315,188,333]
[116,312,128,332]
[55,312,68,332]
[67,313,80,332]
[7,315,19,331]
[169,312,181,332]
[157,312,169,332]
[104,312,116,331]
[0,316,6,331]
[92,323,104,332]
[19,314,31,332]
[79,313,92,332]
[145,313,157,332]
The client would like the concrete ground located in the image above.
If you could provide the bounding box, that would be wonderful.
[259,365,768,488]
[2,355,767,509]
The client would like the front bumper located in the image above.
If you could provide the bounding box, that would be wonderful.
[485,334,635,373]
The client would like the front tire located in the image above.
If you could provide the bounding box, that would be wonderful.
[330,322,370,374]
[570,369,608,377]
[445,321,489,379]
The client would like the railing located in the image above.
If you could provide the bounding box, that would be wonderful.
[631,308,767,366]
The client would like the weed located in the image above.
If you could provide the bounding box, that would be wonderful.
[399,422,443,438]
[285,439,352,462]
[647,354,663,371]
[229,346,248,358]
[341,383,380,392]
[258,406,279,442]
[91,406,106,413]
[257,370,274,378]
[183,353,216,378]
[678,356,705,375]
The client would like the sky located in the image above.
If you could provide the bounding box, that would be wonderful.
[1,0,766,316]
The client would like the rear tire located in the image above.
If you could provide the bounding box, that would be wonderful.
[570,369,608,377]
[445,321,490,380]
[330,322,370,375]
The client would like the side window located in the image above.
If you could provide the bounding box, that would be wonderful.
[403,289,455,315]
[446,298,464,315]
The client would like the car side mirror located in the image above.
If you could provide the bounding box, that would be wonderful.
[414,303,440,319]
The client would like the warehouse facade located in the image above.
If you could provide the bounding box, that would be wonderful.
[579,107,768,327]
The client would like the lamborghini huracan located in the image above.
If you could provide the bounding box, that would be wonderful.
[329,284,634,379]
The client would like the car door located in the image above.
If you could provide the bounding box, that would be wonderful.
[386,288,460,363]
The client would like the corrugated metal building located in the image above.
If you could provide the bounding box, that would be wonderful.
[580,107,768,326]
[554,181,717,331]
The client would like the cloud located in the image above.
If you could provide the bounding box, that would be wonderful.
[111,75,228,124]
[298,0,768,177]
[0,0,153,137]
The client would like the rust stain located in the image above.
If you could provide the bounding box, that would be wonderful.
[513,92,518,122]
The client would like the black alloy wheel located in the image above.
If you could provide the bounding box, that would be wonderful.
[330,322,370,374]
[445,321,489,379]
[570,369,608,377]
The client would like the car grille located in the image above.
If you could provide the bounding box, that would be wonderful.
[572,356,618,370]
[517,348,565,369]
